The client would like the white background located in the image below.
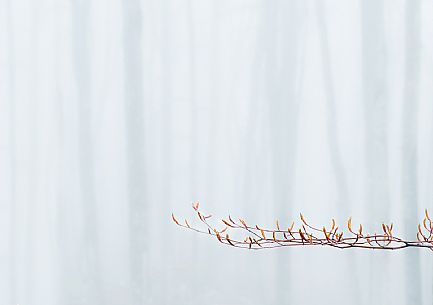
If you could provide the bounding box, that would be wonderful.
[1,0,433,304]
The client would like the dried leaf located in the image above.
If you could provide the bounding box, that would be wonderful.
[239,219,248,229]
[171,213,180,225]
[331,227,339,240]
[272,231,277,242]
[302,225,308,235]
[358,224,363,235]
[276,220,280,231]
[228,215,236,224]
[300,213,307,225]
[222,219,234,228]
[288,221,295,233]
[226,234,235,246]
[261,228,266,239]
[323,227,330,240]
[385,225,392,237]
[418,224,427,241]
[185,219,190,228]
[331,219,336,231]
[299,229,306,241]
[347,217,352,232]
[382,224,388,235]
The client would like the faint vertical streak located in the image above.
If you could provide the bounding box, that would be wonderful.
[71,2,101,302]
[361,0,389,218]
[359,0,389,301]
[402,1,421,303]
[206,2,219,204]
[121,1,147,303]
[187,0,197,199]
[316,3,359,303]
[242,8,262,212]
[316,2,349,210]
[6,0,16,303]
[241,5,269,302]
[159,1,173,304]
[185,1,200,295]
[263,2,304,304]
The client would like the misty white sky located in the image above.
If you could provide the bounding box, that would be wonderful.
[1,0,433,305]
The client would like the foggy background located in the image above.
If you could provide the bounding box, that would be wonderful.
[1,0,433,304]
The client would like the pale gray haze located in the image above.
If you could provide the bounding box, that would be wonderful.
[1,0,433,305]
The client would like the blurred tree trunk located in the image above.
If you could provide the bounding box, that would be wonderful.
[402,1,421,303]
[360,0,389,302]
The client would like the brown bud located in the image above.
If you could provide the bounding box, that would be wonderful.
[239,219,248,229]
[222,219,234,228]
[226,234,235,246]
[171,213,180,225]
[300,213,307,225]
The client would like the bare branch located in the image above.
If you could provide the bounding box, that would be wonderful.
[172,205,433,251]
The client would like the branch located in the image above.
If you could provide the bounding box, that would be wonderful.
[172,204,433,252]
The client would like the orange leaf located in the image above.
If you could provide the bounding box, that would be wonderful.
[239,219,248,229]
[299,229,305,241]
[323,227,330,241]
[300,213,306,225]
[288,221,295,232]
[382,224,388,235]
